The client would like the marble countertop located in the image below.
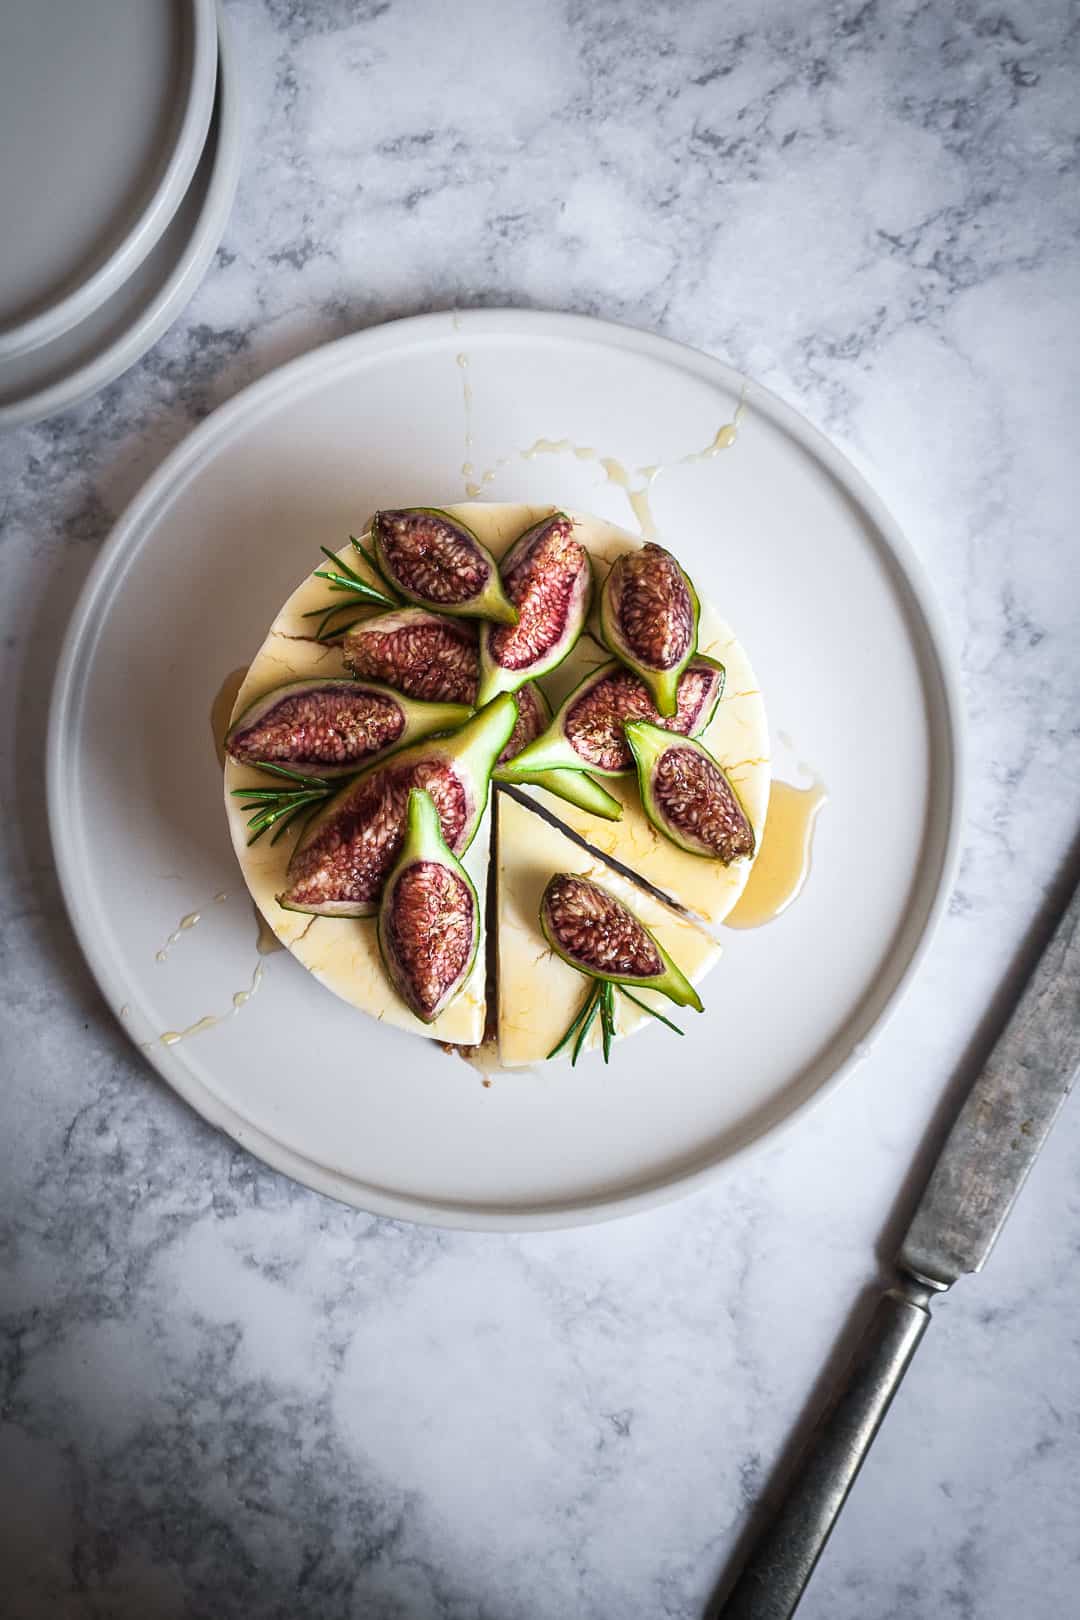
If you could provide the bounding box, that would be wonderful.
[3,1,1078,1615]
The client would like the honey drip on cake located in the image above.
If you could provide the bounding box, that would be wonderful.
[254,907,283,955]
[726,780,827,930]
[211,666,248,767]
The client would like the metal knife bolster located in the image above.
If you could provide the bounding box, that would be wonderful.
[901,880,1080,1288]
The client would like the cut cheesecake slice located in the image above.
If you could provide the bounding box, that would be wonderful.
[224,622,490,1045]
[224,502,768,1051]
[520,617,770,937]
[496,792,721,1068]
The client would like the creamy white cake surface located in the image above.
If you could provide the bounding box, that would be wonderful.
[224,503,770,1048]
[495,792,722,1068]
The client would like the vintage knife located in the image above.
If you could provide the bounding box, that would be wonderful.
[716,873,1080,1620]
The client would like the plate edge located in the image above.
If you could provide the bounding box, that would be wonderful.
[45,310,966,1230]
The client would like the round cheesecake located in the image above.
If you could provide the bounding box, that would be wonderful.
[224,504,770,1064]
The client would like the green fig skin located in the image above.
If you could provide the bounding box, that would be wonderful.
[539,873,703,1011]
[278,694,517,916]
[495,679,622,821]
[372,508,518,625]
[599,543,700,717]
[498,656,725,780]
[495,767,623,821]
[377,788,480,1024]
[225,678,472,778]
[624,720,755,864]
[476,512,593,704]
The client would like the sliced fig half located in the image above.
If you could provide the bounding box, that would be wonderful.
[342,607,479,705]
[476,512,592,704]
[600,542,700,716]
[371,509,518,625]
[624,721,755,864]
[497,656,725,780]
[497,680,550,766]
[494,679,622,821]
[278,694,517,916]
[225,679,471,778]
[378,788,480,1023]
[540,874,702,1010]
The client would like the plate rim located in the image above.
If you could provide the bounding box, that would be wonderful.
[0,0,219,363]
[46,309,965,1230]
[0,1,240,430]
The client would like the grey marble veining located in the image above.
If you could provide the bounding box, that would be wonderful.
[2,1,1079,1616]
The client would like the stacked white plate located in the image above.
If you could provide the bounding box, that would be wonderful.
[0,0,241,428]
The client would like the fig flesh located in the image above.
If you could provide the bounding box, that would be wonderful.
[278,694,517,916]
[624,721,755,864]
[494,680,622,821]
[342,607,479,705]
[497,680,550,766]
[497,656,725,780]
[600,543,699,717]
[477,512,592,703]
[225,678,471,778]
[378,789,480,1023]
[372,509,517,625]
[540,874,702,1010]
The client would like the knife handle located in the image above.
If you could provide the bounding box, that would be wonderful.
[715,1277,935,1620]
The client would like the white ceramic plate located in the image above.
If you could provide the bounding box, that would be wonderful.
[47,312,962,1229]
[0,0,218,363]
[0,4,239,430]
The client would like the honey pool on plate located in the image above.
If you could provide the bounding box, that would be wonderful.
[726,779,827,931]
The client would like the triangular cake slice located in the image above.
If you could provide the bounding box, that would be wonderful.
[496,792,721,1067]
[516,616,770,940]
[224,614,489,1047]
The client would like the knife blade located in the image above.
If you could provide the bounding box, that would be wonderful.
[902,877,1080,1284]
[715,871,1080,1620]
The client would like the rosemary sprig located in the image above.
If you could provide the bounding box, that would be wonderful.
[313,569,396,605]
[299,541,399,642]
[319,545,366,584]
[547,980,600,1061]
[245,794,327,846]
[301,599,367,641]
[316,616,365,643]
[599,981,615,1062]
[313,546,397,607]
[617,987,685,1036]
[233,759,331,789]
[230,759,334,846]
[572,984,603,1065]
[547,978,688,1063]
[350,533,395,594]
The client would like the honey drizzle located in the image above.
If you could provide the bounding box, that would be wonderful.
[210,666,248,768]
[144,681,284,1046]
[159,961,264,1047]
[154,893,229,962]
[726,779,827,930]
[457,352,477,494]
